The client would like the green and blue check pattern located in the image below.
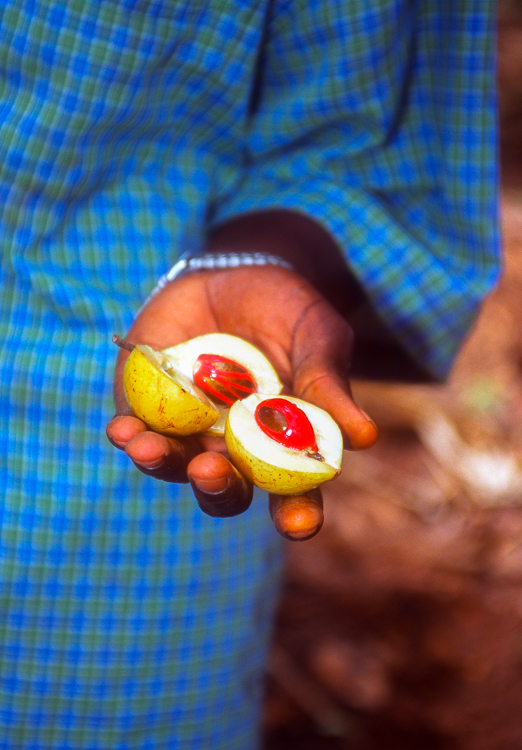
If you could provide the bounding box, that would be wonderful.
[0,1,498,747]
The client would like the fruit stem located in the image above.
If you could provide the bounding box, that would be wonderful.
[112,334,135,352]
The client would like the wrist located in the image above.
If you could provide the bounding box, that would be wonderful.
[144,250,294,305]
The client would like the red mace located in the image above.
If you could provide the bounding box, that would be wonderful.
[193,353,257,407]
[255,397,319,454]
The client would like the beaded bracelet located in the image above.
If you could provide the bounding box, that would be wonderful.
[145,251,294,302]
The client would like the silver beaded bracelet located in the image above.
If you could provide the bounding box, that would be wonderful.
[145,251,294,302]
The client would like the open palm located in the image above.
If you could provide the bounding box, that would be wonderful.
[106,264,377,540]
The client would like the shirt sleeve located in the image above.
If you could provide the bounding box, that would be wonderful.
[211,0,500,379]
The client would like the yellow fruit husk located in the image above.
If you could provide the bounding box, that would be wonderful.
[225,428,339,494]
[225,395,342,495]
[123,347,219,436]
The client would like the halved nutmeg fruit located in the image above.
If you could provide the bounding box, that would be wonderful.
[225,394,343,495]
[119,333,282,437]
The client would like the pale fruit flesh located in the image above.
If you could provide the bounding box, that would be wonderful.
[123,345,219,436]
[225,394,343,495]
[162,333,282,436]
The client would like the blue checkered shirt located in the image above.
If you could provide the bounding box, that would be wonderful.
[0,1,499,748]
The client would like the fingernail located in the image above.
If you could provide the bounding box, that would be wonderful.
[139,456,166,470]
[107,435,126,449]
[193,476,231,495]
[360,409,377,426]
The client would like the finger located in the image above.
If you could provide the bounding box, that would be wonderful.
[106,412,147,449]
[187,451,253,518]
[124,430,200,484]
[291,300,378,450]
[300,372,378,451]
[269,488,324,541]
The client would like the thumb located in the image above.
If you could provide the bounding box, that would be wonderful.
[291,299,378,451]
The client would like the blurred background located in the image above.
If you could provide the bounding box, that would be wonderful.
[263,3,522,748]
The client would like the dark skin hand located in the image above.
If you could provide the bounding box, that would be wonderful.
[106,265,377,539]
[106,211,378,541]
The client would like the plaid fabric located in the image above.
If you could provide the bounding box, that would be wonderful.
[0,1,498,748]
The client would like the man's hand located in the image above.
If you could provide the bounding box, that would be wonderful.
[106,263,377,540]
